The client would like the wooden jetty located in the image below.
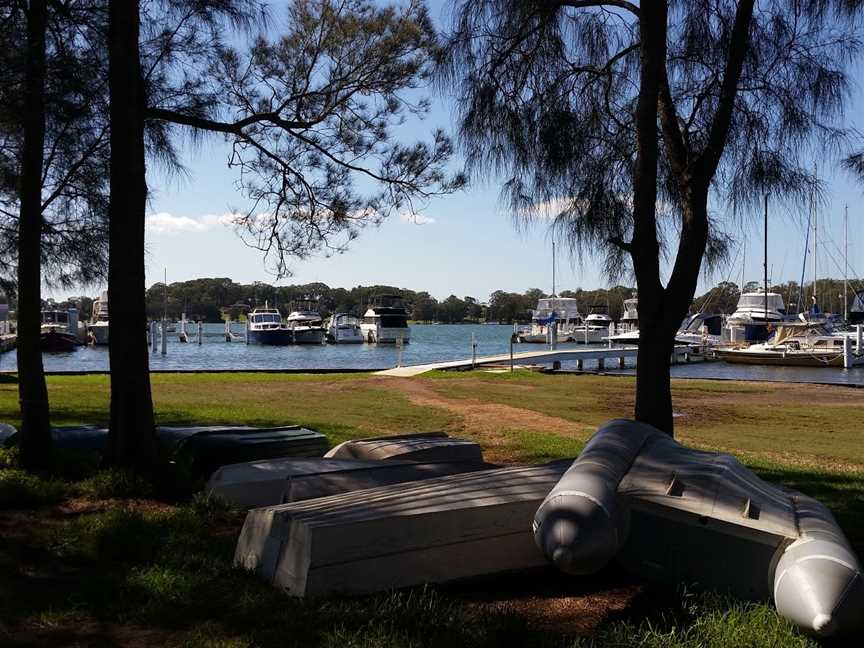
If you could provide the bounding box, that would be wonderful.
[207,457,494,508]
[235,461,570,597]
[377,345,702,377]
[324,432,484,463]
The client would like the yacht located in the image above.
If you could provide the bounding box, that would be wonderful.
[850,289,864,325]
[607,312,722,347]
[716,322,856,366]
[87,290,109,345]
[246,306,292,345]
[619,297,639,332]
[360,295,411,344]
[286,300,326,344]
[325,313,364,344]
[725,290,787,343]
[40,308,83,352]
[517,297,582,343]
[567,304,613,344]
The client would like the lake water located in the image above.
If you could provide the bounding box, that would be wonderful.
[2,323,864,386]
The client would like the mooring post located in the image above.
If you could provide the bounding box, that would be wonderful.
[576,358,583,371]
[844,335,852,369]
[150,321,157,353]
[597,356,605,371]
[161,318,167,355]
[607,322,614,348]
[396,336,404,368]
[857,324,862,355]
[245,318,249,344]
[225,318,231,342]
[618,356,625,369]
[471,332,477,368]
[198,321,203,345]
[510,332,516,372]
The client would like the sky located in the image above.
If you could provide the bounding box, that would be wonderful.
[71,1,864,304]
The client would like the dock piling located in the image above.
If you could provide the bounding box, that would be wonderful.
[150,321,157,353]
[844,335,852,369]
[471,333,477,368]
[857,325,862,354]
[160,318,167,355]
[198,321,203,345]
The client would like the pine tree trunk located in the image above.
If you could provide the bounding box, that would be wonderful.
[17,0,52,470]
[105,0,156,469]
[634,323,675,434]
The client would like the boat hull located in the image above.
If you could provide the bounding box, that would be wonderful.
[247,328,293,345]
[40,330,80,353]
[292,328,325,345]
[88,324,109,345]
[360,325,410,344]
[716,349,845,367]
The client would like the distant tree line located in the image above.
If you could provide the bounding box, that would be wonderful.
[33,277,855,325]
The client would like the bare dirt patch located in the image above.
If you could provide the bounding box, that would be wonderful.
[388,378,591,463]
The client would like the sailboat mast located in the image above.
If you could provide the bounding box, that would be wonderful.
[813,193,818,309]
[845,203,849,321]
[763,194,768,322]
[552,240,556,298]
[163,268,167,321]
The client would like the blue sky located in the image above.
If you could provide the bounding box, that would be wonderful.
[116,2,864,303]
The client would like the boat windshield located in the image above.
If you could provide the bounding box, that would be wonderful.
[41,311,68,324]
[251,314,281,324]
[737,293,785,311]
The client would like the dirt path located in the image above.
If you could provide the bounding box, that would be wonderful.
[386,378,591,463]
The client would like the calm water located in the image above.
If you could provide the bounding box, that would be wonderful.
[2,323,864,386]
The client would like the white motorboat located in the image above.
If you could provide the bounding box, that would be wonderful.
[326,313,364,344]
[517,297,583,343]
[724,290,787,343]
[246,306,292,345]
[286,301,326,345]
[87,290,109,345]
[360,295,411,344]
[567,304,612,344]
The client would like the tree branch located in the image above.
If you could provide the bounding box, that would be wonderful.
[560,1,640,17]
[695,0,756,179]
[144,106,318,134]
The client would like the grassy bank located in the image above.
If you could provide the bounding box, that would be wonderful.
[1,371,862,646]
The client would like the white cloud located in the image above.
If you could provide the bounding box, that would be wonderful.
[146,211,240,234]
[399,212,436,225]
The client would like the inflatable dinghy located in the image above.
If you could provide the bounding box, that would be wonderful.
[533,419,863,637]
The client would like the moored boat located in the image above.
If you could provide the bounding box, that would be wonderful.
[360,294,411,344]
[286,300,326,345]
[40,309,83,352]
[325,313,363,344]
[87,290,109,345]
[716,322,857,366]
[246,306,293,345]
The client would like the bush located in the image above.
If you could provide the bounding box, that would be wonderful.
[0,468,70,509]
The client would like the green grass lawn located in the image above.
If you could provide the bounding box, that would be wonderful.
[1,370,862,646]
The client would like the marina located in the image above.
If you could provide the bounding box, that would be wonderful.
[4,322,864,385]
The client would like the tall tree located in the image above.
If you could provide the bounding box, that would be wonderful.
[105,0,460,467]
[105,0,155,468]
[16,0,50,468]
[443,0,858,434]
[1,0,109,468]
